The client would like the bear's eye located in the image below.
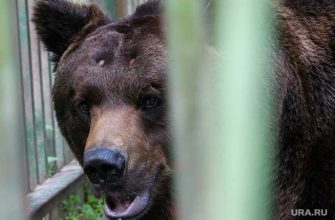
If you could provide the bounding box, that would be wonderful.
[141,95,161,110]
[77,102,90,115]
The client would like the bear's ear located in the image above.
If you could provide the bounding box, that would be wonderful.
[133,0,163,17]
[33,0,110,63]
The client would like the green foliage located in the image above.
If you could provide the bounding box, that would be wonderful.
[62,195,81,220]
[47,156,58,177]
[61,185,104,220]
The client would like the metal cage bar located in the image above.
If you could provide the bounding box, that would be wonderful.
[0,0,26,219]
[18,0,38,191]
[166,1,207,219]
[167,0,274,219]
[215,0,274,219]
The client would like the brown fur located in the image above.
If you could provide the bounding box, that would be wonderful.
[275,1,335,219]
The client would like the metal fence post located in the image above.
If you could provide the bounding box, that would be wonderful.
[166,1,208,220]
[167,0,274,219]
[0,0,26,219]
[215,0,274,219]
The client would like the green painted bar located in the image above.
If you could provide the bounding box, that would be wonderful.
[127,0,133,15]
[54,115,65,170]
[115,1,120,18]
[125,1,132,15]
[40,41,56,177]
[167,0,274,219]
[0,0,26,219]
[45,51,58,177]
[49,56,66,171]
[48,53,54,88]
[166,1,207,219]
[63,139,74,164]
[214,0,274,219]
[27,0,49,184]
[105,0,116,19]
[17,0,39,190]
[47,49,67,172]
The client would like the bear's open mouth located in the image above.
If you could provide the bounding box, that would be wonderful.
[104,189,150,219]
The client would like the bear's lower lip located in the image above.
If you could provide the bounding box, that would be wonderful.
[104,190,150,219]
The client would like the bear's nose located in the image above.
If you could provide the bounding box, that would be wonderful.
[83,148,125,184]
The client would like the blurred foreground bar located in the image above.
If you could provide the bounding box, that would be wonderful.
[0,0,26,220]
[167,0,274,219]
[166,0,206,219]
[215,0,274,219]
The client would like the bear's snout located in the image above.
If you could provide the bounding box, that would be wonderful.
[83,147,126,184]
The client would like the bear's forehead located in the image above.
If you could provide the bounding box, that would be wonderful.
[79,27,126,64]
[61,19,165,72]
[57,20,167,100]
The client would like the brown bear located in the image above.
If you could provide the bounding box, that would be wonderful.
[32,0,335,219]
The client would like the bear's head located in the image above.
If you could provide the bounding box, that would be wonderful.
[33,0,172,219]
